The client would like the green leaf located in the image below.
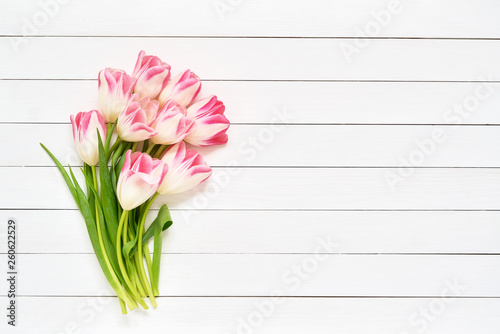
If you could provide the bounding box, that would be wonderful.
[123,210,138,259]
[127,206,173,258]
[81,168,125,284]
[144,209,173,241]
[83,164,96,222]
[115,145,128,177]
[40,143,80,210]
[152,204,173,293]
[97,132,119,249]
[42,144,133,308]
[68,166,120,291]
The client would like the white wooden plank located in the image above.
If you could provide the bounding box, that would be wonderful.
[2,0,500,38]
[2,38,500,80]
[1,297,498,334]
[3,80,500,124]
[1,167,498,210]
[1,253,498,296]
[1,1,498,332]
[7,124,500,167]
[3,210,500,254]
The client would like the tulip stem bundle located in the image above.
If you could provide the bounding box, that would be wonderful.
[41,133,172,314]
[40,50,230,314]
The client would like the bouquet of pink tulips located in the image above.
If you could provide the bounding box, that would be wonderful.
[41,51,230,314]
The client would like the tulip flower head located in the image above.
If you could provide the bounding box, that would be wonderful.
[132,50,171,99]
[158,69,201,107]
[117,96,158,142]
[157,142,212,195]
[117,150,168,211]
[70,110,106,166]
[184,95,229,147]
[150,99,196,145]
[98,68,137,122]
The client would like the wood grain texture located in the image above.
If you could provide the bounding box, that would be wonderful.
[1,253,498,297]
[3,80,500,124]
[1,297,499,334]
[2,38,500,80]
[1,0,500,38]
[6,124,500,167]
[1,167,499,210]
[1,1,499,332]
[4,210,500,254]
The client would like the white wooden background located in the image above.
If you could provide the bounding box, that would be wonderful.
[1,0,500,333]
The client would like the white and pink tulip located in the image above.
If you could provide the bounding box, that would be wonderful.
[150,99,196,145]
[184,95,229,147]
[117,96,158,142]
[70,110,107,166]
[98,68,137,123]
[116,150,168,210]
[157,142,212,194]
[158,69,201,107]
[132,50,171,100]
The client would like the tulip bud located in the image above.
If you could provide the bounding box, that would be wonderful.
[117,96,158,142]
[158,69,201,107]
[150,99,196,145]
[98,68,137,122]
[132,50,171,99]
[158,142,212,195]
[184,96,230,147]
[70,110,106,166]
[117,150,168,210]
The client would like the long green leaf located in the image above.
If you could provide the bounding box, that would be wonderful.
[68,166,121,292]
[127,207,173,258]
[98,133,119,249]
[40,143,79,210]
[81,168,125,284]
[152,204,173,293]
[83,164,96,222]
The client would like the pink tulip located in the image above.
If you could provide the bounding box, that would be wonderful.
[132,51,171,99]
[150,99,196,145]
[98,68,137,122]
[70,110,106,166]
[157,142,212,195]
[117,96,158,142]
[117,150,168,210]
[184,96,230,147]
[158,70,201,107]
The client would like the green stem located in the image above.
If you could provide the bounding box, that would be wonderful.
[149,145,160,158]
[133,252,148,297]
[143,243,157,296]
[104,121,117,153]
[137,193,160,307]
[131,142,139,153]
[111,140,127,166]
[107,137,122,161]
[154,145,169,159]
[125,224,147,297]
[145,142,156,155]
[119,298,127,314]
[91,166,136,311]
[116,210,149,310]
